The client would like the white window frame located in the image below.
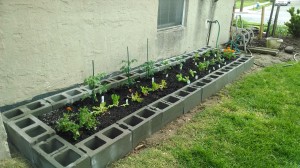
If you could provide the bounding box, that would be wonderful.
[157,0,186,30]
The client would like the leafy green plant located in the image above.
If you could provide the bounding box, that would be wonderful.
[176,56,185,70]
[143,61,155,78]
[151,81,160,91]
[197,61,210,71]
[84,73,107,102]
[78,107,98,130]
[223,47,236,60]
[210,58,216,66]
[176,74,189,83]
[108,94,120,108]
[189,69,197,77]
[162,60,171,74]
[159,80,167,90]
[56,114,80,140]
[120,48,137,86]
[131,92,143,103]
[92,102,108,116]
[285,7,300,37]
[203,51,211,58]
[141,86,151,96]
[193,52,200,62]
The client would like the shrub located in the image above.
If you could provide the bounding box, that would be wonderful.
[285,7,300,38]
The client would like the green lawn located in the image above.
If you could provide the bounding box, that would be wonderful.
[113,62,300,168]
[236,0,270,9]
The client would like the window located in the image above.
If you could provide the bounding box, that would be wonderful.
[157,0,185,29]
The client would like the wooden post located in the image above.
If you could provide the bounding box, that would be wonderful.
[266,0,275,37]
[259,6,265,40]
[272,5,280,37]
[240,0,244,12]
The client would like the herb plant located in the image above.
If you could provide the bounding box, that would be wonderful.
[193,52,200,62]
[143,60,155,78]
[176,74,189,83]
[92,102,108,116]
[56,114,80,140]
[131,92,143,103]
[159,80,167,90]
[108,94,120,108]
[197,61,210,71]
[78,107,98,130]
[120,47,137,86]
[151,81,160,91]
[141,86,151,96]
[84,73,107,102]
[162,60,171,74]
[189,69,197,77]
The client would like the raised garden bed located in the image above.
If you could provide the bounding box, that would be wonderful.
[1,46,254,168]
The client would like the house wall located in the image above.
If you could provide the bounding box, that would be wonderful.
[0,0,235,108]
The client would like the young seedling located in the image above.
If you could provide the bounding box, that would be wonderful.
[143,39,155,78]
[56,114,80,140]
[193,52,200,62]
[203,51,211,58]
[159,80,167,90]
[189,69,197,77]
[176,74,189,84]
[120,47,137,86]
[162,60,171,74]
[210,58,216,66]
[176,56,185,71]
[78,107,98,130]
[108,94,120,108]
[151,81,160,91]
[92,102,108,116]
[84,72,107,102]
[141,86,151,96]
[131,92,143,103]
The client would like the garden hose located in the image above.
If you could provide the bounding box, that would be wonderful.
[206,20,221,49]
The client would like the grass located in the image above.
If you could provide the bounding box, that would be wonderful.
[114,62,300,168]
[235,0,269,9]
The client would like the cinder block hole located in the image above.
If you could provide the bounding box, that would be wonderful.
[238,59,246,62]
[103,127,123,139]
[202,79,212,83]
[50,95,67,102]
[233,62,241,65]
[241,57,249,60]
[27,101,44,110]
[135,70,144,74]
[25,126,46,138]
[183,87,196,93]
[101,80,111,85]
[209,75,218,79]
[66,90,81,96]
[163,96,180,104]
[221,69,229,72]
[84,136,106,150]
[3,109,24,119]
[54,149,81,167]
[113,76,125,81]
[215,72,224,75]
[194,82,205,87]
[198,49,204,52]
[124,116,143,127]
[119,124,128,129]
[175,91,189,97]
[137,109,155,118]
[16,118,35,129]
[40,138,64,154]
[152,102,169,110]
[225,67,233,70]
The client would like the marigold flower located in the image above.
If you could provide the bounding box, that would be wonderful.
[66,107,72,111]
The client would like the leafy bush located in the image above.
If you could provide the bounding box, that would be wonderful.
[285,7,300,37]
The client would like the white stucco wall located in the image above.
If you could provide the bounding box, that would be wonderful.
[0,0,235,108]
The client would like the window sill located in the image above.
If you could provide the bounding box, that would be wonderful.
[157,25,185,33]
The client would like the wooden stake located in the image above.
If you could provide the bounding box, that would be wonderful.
[272,6,281,37]
[259,6,265,40]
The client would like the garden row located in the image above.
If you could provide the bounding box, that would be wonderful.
[1,46,253,168]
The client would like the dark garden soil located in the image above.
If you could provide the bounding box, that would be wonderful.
[39,53,238,144]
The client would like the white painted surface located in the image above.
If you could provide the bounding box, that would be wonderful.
[0,0,235,106]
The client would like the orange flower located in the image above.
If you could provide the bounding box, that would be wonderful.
[66,107,72,111]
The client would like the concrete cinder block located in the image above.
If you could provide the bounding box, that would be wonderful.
[134,107,163,135]
[64,88,88,104]
[75,124,132,168]
[6,114,55,163]
[1,107,28,126]
[44,93,71,111]
[192,78,217,101]
[209,71,228,92]
[32,135,91,168]
[148,97,183,126]
[174,86,202,113]
[117,114,150,148]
